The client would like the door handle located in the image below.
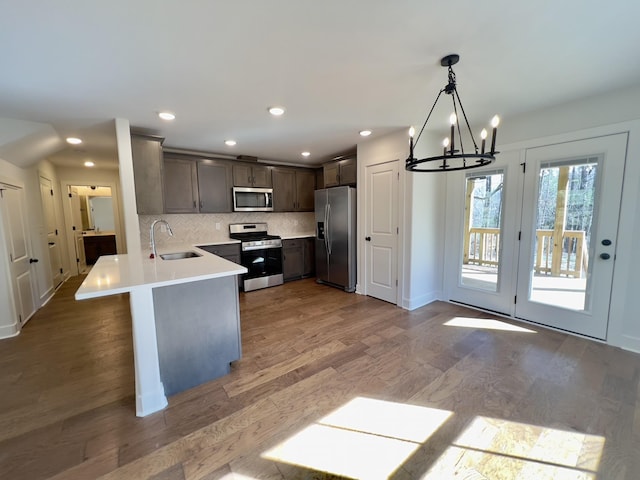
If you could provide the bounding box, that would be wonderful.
[365,236,371,241]
[600,253,611,260]
[30,258,39,263]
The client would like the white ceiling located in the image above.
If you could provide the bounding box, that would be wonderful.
[2,1,640,169]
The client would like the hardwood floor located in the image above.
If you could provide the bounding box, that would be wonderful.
[1,275,639,479]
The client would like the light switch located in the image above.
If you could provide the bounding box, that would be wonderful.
[215,222,221,230]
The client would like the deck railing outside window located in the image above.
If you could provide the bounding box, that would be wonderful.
[464,227,588,278]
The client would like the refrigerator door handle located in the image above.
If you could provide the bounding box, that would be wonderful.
[326,203,332,255]
[323,203,327,254]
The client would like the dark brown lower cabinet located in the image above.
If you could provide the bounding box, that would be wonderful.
[83,235,117,265]
[283,237,315,282]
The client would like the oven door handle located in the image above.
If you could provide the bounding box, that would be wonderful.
[242,244,282,251]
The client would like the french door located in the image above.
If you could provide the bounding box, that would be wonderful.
[514,134,626,339]
[445,150,521,315]
[446,133,627,339]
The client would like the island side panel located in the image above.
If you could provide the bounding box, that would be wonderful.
[129,288,168,417]
[152,276,242,396]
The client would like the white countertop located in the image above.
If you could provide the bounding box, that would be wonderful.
[280,233,316,240]
[75,244,247,300]
[82,231,116,237]
[194,239,240,246]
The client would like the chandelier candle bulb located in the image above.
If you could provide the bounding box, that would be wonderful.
[480,128,488,154]
[442,137,450,156]
[449,113,456,154]
[409,126,415,159]
[490,115,500,154]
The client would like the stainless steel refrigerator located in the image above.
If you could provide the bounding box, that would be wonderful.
[315,186,356,292]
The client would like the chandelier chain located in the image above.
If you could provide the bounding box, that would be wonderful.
[453,88,480,154]
[415,88,444,145]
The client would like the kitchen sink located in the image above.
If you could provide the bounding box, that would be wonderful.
[159,251,202,260]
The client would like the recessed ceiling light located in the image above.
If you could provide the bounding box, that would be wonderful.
[268,106,285,116]
[66,137,82,145]
[301,151,310,157]
[359,130,372,137]
[225,140,237,146]
[84,161,94,167]
[158,112,176,121]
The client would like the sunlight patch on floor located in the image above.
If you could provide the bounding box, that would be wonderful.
[422,416,605,479]
[262,397,453,479]
[444,317,537,333]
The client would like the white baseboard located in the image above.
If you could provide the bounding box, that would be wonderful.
[617,335,640,354]
[402,290,442,311]
[136,383,168,417]
[0,321,20,340]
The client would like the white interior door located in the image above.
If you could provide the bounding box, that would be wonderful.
[365,161,399,304]
[39,176,63,288]
[0,184,37,326]
[515,134,627,339]
[445,151,521,315]
[68,187,87,275]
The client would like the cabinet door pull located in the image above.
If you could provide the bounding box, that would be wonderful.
[193,200,196,208]
[199,200,203,209]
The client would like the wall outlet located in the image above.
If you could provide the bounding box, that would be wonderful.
[160,224,166,233]
[215,222,221,231]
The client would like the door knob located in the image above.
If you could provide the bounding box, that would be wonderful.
[30,258,39,263]
[365,236,371,241]
[600,253,611,260]
[601,239,612,246]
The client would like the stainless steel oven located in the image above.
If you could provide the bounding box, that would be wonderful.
[229,223,283,291]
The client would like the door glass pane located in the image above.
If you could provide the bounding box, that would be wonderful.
[529,158,598,311]
[460,171,504,292]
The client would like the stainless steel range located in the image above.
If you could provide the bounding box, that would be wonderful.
[229,223,283,292]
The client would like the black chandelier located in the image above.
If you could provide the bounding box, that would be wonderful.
[406,54,500,172]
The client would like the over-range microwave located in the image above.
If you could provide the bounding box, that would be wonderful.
[233,187,274,212]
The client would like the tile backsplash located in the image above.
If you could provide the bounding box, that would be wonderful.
[139,212,315,249]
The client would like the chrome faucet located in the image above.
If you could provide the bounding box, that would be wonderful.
[150,219,174,258]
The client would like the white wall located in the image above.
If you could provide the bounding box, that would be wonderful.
[405,130,446,309]
[114,118,140,255]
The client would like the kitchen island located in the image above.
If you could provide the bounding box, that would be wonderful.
[75,245,247,417]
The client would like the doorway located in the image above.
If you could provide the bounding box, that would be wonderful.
[445,134,627,339]
[62,184,118,276]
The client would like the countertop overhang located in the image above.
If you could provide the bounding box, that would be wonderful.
[75,244,247,300]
